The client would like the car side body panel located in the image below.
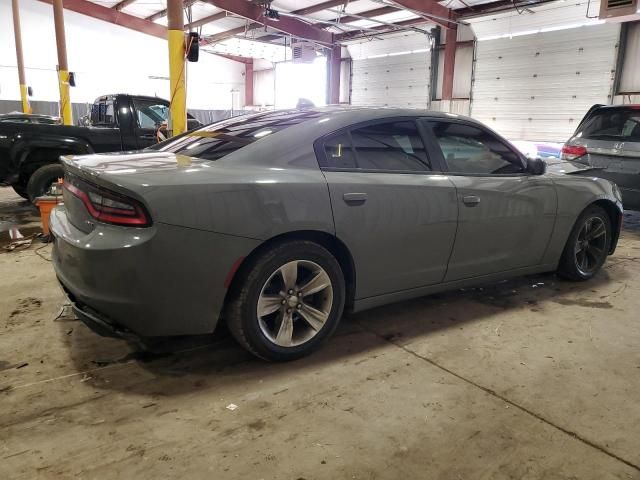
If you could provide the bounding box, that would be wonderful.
[51,206,260,336]
[444,175,557,281]
[50,107,623,337]
[325,170,458,299]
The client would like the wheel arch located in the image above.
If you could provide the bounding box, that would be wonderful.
[590,198,622,254]
[224,230,356,312]
[18,146,89,182]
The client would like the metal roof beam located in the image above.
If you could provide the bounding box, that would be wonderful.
[201,0,334,45]
[147,0,198,22]
[337,16,432,41]
[386,0,457,29]
[38,0,166,38]
[112,0,137,11]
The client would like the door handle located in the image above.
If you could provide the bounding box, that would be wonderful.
[343,192,368,205]
[462,195,480,207]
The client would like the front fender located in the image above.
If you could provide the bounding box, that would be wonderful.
[543,176,622,265]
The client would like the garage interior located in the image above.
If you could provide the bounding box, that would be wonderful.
[2,0,640,478]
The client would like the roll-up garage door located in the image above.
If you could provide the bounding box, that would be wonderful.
[347,32,432,108]
[471,24,620,142]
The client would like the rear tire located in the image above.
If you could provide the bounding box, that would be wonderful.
[26,164,64,203]
[12,184,29,200]
[557,205,611,281]
[226,241,345,361]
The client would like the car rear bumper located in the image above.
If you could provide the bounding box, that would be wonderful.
[50,205,260,337]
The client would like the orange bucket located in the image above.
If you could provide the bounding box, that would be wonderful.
[35,196,62,235]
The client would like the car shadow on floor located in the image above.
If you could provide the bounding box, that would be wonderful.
[60,264,628,398]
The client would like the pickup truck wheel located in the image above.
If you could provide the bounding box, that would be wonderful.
[12,184,29,200]
[26,164,64,203]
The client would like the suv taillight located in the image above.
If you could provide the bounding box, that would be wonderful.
[64,179,151,227]
[560,144,588,161]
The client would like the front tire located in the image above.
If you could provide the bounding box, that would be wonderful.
[226,241,345,361]
[557,205,611,281]
[26,163,64,203]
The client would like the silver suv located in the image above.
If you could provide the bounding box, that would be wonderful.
[562,105,640,211]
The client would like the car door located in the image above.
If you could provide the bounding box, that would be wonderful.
[424,119,557,282]
[316,118,459,300]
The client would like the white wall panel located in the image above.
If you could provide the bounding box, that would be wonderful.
[350,53,431,108]
[346,31,432,60]
[468,0,606,41]
[346,31,432,108]
[471,24,620,142]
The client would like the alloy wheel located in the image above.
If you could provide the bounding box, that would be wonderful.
[574,216,607,275]
[257,260,333,347]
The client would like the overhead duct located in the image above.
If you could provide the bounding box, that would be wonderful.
[599,0,640,22]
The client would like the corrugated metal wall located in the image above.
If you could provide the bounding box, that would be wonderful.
[471,24,620,141]
[347,32,432,108]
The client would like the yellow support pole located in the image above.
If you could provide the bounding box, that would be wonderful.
[11,0,31,114]
[53,0,72,125]
[167,0,186,136]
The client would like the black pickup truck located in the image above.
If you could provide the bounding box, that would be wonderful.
[0,93,201,201]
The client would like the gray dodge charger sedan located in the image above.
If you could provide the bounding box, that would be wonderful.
[51,107,623,361]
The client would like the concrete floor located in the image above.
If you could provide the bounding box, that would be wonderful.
[1,186,640,480]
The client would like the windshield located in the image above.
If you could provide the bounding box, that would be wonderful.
[150,109,322,161]
[577,107,640,142]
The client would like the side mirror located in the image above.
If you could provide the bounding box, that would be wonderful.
[526,156,546,175]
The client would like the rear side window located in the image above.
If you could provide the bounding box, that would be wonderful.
[430,121,525,175]
[153,109,322,161]
[91,99,116,126]
[323,133,357,169]
[577,108,640,141]
[319,120,431,172]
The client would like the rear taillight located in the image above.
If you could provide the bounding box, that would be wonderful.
[64,180,151,227]
[560,144,587,161]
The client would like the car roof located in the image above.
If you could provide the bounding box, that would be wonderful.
[591,104,640,110]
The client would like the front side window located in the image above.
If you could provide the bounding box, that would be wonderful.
[133,99,170,129]
[319,120,431,172]
[577,108,640,142]
[430,121,525,175]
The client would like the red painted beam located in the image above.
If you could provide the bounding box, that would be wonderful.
[147,0,198,22]
[324,6,397,25]
[387,0,457,29]
[337,17,431,41]
[293,0,348,15]
[328,45,341,104]
[38,0,166,38]
[214,53,253,64]
[36,0,249,65]
[441,26,457,100]
[113,0,137,11]
[245,59,254,106]
[201,0,334,45]
[185,11,227,29]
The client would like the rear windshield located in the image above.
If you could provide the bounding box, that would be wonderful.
[577,107,640,142]
[150,109,322,161]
